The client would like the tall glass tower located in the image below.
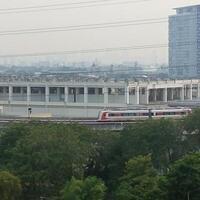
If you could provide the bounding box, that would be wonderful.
[169,5,200,78]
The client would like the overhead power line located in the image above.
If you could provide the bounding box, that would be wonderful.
[0,42,194,58]
[0,18,168,36]
[0,16,196,36]
[0,0,152,14]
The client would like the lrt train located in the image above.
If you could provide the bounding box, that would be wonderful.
[98,108,192,122]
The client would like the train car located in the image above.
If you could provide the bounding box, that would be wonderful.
[151,108,191,119]
[98,108,191,122]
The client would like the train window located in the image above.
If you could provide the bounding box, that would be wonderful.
[156,112,163,116]
[141,113,149,116]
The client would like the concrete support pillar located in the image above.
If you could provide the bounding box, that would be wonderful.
[104,87,108,105]
[84,86,88,104]
[189,84,193,100]
[171,88,174,100]
[198,84,200,99]
[146,88,149,104]
[153,89,157,102]
[125,87,130,105]
[45,85,49,103]
[27,85,31,103]
[57,87,60,97]
[136,86,140,105]
[164,88,168,102]
[65,86,68,103]
[9,85,12,102]
[181,87,184,101]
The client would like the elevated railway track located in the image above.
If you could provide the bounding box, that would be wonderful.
[0,117,144,131]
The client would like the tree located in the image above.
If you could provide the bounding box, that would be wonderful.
[183,109,200,133]
[0,123,95,199]
[0,123,30,168]
[62,177,83,200]
[0,171,22,200]
[62,176,107,200]
[180,109,200,153]
[85,130,121,184]
[117,119,181,173]
[81,176,107,200]
[166,153,200,200]
[115,155,161,200]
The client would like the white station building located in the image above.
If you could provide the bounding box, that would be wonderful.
[0,76,199,118]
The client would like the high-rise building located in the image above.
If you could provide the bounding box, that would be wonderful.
[169,5,200,77]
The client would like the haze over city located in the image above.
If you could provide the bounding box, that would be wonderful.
[0,0,199,65]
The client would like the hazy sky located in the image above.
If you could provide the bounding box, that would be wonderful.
[0,0,199,66]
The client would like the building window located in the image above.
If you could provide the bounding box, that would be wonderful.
[5,87,9,93]
[69,88,75,95]
[141,88,146,95]
[31,87,45,94]
[88,88,95,95]
[98,88,103,95]
[22,87,27,94]
[79,88,84,95]
[50,87,57,94]
[13,87,21,94]
[129,88,135,95]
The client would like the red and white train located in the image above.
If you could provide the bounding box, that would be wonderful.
[98,107,192,122]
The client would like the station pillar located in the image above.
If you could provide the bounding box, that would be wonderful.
[164,88,167,102]
[45,85,49,103]
[125,86,130,105]
[27,85,31,103]
[104,87,108,105]
[136,86,140,105]
[189,84,193,100]
[181,87,185,101]
[64,86,68,103]
[84,86,88,104]
[8,85,12,102]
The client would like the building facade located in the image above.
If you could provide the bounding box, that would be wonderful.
[169,5,200,77]
[0,77,199,118]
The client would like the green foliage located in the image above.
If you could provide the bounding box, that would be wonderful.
[183,108,200,133]
[115,155,161,200]
[0,123,95,199]
[0,171,22,200]
[62,177,83,200]
[166,153,200,200]
[113,119,182,176]
[0,124,30,168]
[0,110,200,200]
[85,131,121,185]
[62,176,107,200]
